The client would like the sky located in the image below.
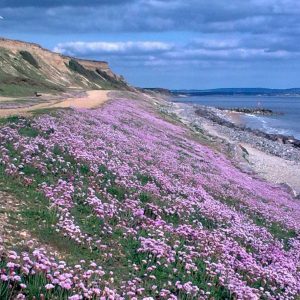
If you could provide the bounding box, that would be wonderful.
[0,0,300,89]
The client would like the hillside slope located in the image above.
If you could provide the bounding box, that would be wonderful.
[0,38,130,97]
[0,92,300,299]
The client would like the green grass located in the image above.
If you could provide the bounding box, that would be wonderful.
[68,59,100,82]
[0,115,24,125]
[0,80,40,97]
[107,185,127,201]
[136,173,153,185]
[72,203,104,237]
[139,191,153,203]
[98,164,116,183]
[79,164,90,175]
[18,127,40,138]
[196,214,220,230]
[30,107,72,117]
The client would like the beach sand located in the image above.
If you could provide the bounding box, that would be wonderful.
[203,121,300,195]
[242,144,300,195]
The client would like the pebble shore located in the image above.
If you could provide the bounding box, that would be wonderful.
[171,102,300,162]
[163,101,300,195]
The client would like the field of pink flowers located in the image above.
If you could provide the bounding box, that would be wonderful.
[0,97,299,299]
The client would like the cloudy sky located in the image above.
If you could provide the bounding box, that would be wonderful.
[1,0,300,89]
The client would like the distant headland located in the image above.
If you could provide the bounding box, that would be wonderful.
[172,88,300,96]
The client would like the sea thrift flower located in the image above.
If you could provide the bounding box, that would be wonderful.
[45,283,55,290]
[0,98,299,299]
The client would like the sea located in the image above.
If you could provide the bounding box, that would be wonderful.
[172,95,300,140]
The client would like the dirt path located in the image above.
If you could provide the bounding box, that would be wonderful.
[0,90,110,117]
[0,96,15,102]
[47,90,109,109]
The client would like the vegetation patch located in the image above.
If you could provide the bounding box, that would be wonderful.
[107,184,127,201]
[139,191,153,203]
[0,115,24,126]
[18,126,39,138]
[136,173,153,185]
[96,68,128,90]
[19,51,39,69]
[67,59,129,90]
[68,59,100,82]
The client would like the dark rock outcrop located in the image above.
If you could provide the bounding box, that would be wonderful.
[218,107,283,116]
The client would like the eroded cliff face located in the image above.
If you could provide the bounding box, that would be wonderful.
[0,37,131,96]
[76,58,110,73]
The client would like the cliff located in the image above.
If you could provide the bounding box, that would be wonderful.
[0,37,131,97]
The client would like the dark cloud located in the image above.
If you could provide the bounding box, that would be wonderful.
[1,0,300,35]
[1,0,300,88]
[0,0,135,8]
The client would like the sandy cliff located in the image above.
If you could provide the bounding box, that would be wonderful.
[0,37,131,96]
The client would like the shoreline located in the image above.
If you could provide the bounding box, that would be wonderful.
[167,101,300,196]
[195,105,300,149]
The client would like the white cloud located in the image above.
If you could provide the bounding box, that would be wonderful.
[167,47,293,61]
[53,37,300,71]
[54,41,173,56]
[191,38,240,50]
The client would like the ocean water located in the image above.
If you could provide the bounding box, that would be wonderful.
[173,95,300,139]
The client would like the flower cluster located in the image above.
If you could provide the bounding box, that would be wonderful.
[0,97,299,299]
[0,242,120,299]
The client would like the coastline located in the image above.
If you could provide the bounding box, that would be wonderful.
[167,101,300,196]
